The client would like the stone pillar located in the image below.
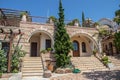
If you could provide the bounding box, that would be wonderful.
[23,42,30,57]
[49,18,54,24]
[74,21,79,27]
[98,39,102,54]
[21,15,27,22]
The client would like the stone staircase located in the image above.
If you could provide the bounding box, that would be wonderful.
[108,56,120,69]
[71,56,108,72]
[22,57,44,78]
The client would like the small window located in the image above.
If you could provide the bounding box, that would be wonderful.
[2,42,10,57]
[45,39,51,49]
[82,42,86,52]
[73,41,79,51]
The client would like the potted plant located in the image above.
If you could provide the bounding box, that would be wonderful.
[101,55,114,69]
[48,16,57,24]
[47,48,52,52]
[40,50,47,54]
[47,62,54,72]
[20,11,28,22]
[93,49,97,56]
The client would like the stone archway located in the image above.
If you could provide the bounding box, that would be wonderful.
[70,32,98,57]
[28,30,54,57]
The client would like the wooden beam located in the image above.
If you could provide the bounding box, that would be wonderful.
[7,34,14,72]
[0,28,23,72]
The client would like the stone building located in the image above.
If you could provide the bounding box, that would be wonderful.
[0,8,119,58]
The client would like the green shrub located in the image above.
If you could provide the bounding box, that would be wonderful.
[20,11,28,18]
[0,49,7,73]
[102,56,108,61]
[101,56,110,65]
[40,50,47,54]
[93,49,97,55]
[47,48,52,52]
[12,68,19,73]
[11,45,26,73]
[55,53,71,68]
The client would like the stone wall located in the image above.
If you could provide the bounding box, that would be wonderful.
[0,22,99,56]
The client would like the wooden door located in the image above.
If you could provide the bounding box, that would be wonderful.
[73,41,80,57]
[109,42,113,55]
[31,42,37,57]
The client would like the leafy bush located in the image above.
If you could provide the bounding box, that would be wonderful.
[11,45,26,73]
[40,50,47,54]
[47,48,52,52]
[101,56,111,65]
[0,49,7,73]
[102,56,108,61]
[55,53,71,68]
[93,49,97,56]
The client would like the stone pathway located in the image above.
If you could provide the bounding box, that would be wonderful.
[50,70,120,80]
[1,70,120,80]
[50,73,88,80]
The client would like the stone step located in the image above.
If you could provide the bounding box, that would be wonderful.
[23,61,42,63]
[22,70,43,73]
[23,65,42,68]
[111,61,120,63]
[24,57,41,58]
[22,73,43,77]
[23,63,42,65]
[71,57,107,71]
[22,57,44,78]
[24,59,41,61]
[22,67,43,71]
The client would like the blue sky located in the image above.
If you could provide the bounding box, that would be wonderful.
[0,0,119,22]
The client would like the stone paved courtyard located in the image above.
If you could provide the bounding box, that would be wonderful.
[50,70,120,80]
[1,70,120,80]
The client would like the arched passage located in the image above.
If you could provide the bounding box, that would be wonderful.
[28,30,54,57]
[70,33,98,57]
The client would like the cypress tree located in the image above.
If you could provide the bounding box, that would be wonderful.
[54,0,73,67]
[82,11,85,27]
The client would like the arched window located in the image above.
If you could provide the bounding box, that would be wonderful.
[82,42,86,52]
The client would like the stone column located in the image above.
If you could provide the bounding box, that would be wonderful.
[74,21,79,27]
[23,42,30,57]
[21,15,27,22]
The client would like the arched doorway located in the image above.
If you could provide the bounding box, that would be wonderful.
[29,31,53,57]
[71,33,98,57]
[73,40,80,57]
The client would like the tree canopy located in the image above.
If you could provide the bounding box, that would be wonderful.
[113,9,120,25]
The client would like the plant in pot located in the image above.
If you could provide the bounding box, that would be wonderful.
[101,55,112,68]
[93,49,97,56]
[47,62,54,72]
[40,50,47,54]
[47,48,52,53]
[20,11,28,22]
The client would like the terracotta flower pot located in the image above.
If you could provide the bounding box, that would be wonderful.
[48,63,53,72]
